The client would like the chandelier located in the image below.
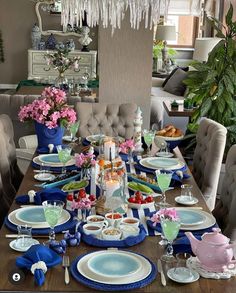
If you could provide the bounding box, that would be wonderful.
[60,0,170,33]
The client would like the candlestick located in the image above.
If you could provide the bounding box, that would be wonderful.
[134,106,144,152]
[104,140,115,161]
[105,179,120,197]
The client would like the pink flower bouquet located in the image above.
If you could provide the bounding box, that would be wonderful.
[75,153,96,169]
[150,208,179,226]
[119,139,135,154]
[18,87,77,129]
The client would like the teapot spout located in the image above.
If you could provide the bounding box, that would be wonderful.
[185,232,200,255]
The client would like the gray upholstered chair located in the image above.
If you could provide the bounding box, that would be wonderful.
[192,118,227,211]
[75,102,138,139]
[212,145,236,239]
[0,114,23,226]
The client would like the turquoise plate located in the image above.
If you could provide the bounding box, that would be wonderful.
[178,210,205,226]
[87,253,141,278]
[39,154,61,164]
[15,207,46,224]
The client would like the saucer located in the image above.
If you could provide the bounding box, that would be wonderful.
[175,196,199,206]
[9,239,40,252]
[156,152,174,158]
[167,267,200,283]
[34,173,56,182]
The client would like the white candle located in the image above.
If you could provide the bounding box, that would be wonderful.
[105,179,120,197]
[104,140,115,161]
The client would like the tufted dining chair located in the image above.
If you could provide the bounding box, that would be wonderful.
[75,102,138,139]
[0,114,23,226]
[212,145,236,239]
[192,118,227,211]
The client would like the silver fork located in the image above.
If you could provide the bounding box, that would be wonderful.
[62,255,70,285]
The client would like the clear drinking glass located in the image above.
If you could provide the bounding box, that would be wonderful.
[173,252,193,281]
[180,184,193,202]
[161,217,181,261]
[143,129,155,156]
[56,145,72,174]
[42,200,64,242]
[155,170,173,207]
[68,121,80,142]
[15,225,32,249]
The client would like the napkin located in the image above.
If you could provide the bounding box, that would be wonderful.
[16,244,62,286]
[15,188,67,205]
[173,235,201,254]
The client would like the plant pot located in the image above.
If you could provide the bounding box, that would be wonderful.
[34,122,64,149]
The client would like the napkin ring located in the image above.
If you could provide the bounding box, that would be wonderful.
[31,261,47,275]
[28,190,36,203]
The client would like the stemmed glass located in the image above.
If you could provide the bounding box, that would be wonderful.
[161,216,181,261]
[68,121,80,142]
[42,200,64,242]
[56,145,72,174]
[155,170,173,207]
[143,129,155,156]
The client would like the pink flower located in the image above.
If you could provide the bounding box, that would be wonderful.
[150,208,179,225]
[75,152,96,169]
[119,139,135,154]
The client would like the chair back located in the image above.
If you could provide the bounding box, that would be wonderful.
[75,102,138,139]
[213,145,236,238]
[192,118,227,211]
[0,114,23,226]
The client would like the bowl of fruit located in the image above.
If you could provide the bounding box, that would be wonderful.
[155,124,184,150]
[127,191,154,209]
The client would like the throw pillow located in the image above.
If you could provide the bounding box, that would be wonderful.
[163,68,188,96]
[162,66,189,87]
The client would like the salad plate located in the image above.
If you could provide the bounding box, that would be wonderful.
[77,250,152,284]
[156,151,174,158]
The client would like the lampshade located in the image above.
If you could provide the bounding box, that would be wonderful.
[193,38,222,62]
[155,25,176,41]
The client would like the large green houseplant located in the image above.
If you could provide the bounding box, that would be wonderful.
[184,4,236,151]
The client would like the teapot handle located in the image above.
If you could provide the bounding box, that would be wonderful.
[212,228,221,233]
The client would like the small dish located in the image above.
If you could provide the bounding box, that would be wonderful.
[102,227,122,240]
[9,238,40,252]
[86,215,108,227]
[120,225,140,238]
[175,196,199,206]
[105,212,123,227]
[83,223,103,236]
[63,135,78,142]
[121,217,140,228]
[34,173,56,182]
[167,267,200,284]
[156,152,174,158]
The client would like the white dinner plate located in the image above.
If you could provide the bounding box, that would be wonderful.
[15,206,47,225]
[167,268,200,284]
[8,207,71,229]
[175,208,216,231]
[139,157,185,171]
[175,196,199,206]
[146,157,180,169]
[77,250,152,285]
[37,154,75,167]
[33,155,75,168]
[9,239,40,252]
[34,173,56,182]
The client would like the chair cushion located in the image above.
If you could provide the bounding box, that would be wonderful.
[163,68,188,96]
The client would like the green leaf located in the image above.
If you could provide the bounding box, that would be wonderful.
[216,96,226,113]
[227,38,235,57]
[223,75,235,94]
[223,92,234,111]
[226,4,233,26]
[200,98,212,116]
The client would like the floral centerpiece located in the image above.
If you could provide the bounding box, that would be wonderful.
[150,208,179,226]
[18,87,77,149]
[119,139,135,154]
[75,152,96,179]
[44,48,80,87]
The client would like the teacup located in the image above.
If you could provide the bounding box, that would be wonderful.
[105,212,123,227]
[86,215,108,227]
[83,223,103,236]
[120,225,140,238]
[121,217,140,228]
[102,227,122,240]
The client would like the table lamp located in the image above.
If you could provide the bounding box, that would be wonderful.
[155,25,176,72]
[193,38,222,62]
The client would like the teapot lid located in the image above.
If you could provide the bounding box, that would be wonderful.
[202,228,229,244]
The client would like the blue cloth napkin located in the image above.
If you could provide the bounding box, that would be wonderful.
[15,188,67,205]
[32,161,78,172]
[36,145,67,154]
[173,235,201,255]
[16,244,62,286]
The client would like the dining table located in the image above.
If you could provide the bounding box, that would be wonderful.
[0,142,235,293]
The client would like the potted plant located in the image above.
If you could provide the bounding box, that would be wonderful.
[184,4,236,152]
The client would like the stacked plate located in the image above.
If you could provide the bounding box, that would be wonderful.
[33,154,75,168]
[139,157,185,171]
[76,250,153,285]
[8,206,71,229]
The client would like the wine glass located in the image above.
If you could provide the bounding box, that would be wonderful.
[155,170,173,207]
[68,120,80,142]
[56,145,72,174]
[42,200,64,242]
[161,217,181,261]
[143,129,155,156]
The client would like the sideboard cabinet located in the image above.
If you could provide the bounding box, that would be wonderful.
[28,49,97,80]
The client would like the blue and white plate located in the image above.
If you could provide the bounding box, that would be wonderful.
[87,253,141,278]
[77,250,152,285]
[33,155,75,168]
[177,209,205,226]
[15,206,47,225]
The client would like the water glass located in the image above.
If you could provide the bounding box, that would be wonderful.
[56,145,72,173]
[173,252,193,281]
[180,184,193,202]
[143,129,155,156]
[16,225,32,249]
[68,121,80,142]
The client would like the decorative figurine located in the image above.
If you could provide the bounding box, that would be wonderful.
[65,39,75,51]
[46,33,57,50]
[31,23,41,50]
[78,26,92,52]
[134,107,144,152]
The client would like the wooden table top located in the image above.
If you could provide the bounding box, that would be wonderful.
[163,101,194,117]
[0,148,235,293]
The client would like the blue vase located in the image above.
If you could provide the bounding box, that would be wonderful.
[34,122,64,149]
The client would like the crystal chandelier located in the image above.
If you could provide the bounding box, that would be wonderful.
[60,0,170,33]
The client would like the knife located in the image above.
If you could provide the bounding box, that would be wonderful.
[157,259,166,286]
[6,234,48,239]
